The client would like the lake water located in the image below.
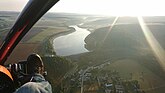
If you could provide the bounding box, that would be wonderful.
[53,25,90,56]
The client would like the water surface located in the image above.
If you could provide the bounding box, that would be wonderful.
[53,25,90,56]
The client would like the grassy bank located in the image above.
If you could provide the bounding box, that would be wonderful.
[37,27,77,93]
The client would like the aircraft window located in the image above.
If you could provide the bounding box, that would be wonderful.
[0,0,165,93]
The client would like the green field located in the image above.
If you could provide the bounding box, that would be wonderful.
[103,59,165,92]
[27,26,74,43]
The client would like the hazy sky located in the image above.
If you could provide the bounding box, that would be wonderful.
[0,0,165,16]
[0,0,28,11]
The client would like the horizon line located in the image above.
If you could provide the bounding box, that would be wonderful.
[1,10,165,17]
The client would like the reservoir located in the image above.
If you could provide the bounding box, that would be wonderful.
[53,25,90,56]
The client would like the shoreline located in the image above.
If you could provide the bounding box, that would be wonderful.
[48,26,76,55]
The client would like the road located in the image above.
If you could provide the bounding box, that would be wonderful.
[80,59,111,93]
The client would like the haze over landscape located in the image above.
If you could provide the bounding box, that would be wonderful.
[1,0,165,93]
[1,0,165,16]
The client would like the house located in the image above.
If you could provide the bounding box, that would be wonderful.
[105,83,113,93]
[105,89,112,93]
[115,85,124,93]
[105,83,113,87]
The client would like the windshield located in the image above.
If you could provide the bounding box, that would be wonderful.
[1,0,165,93]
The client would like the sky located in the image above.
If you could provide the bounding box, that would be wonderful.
[0,0,165,16]
[0,0,28,11]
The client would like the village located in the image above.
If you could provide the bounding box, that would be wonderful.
[61,61,145,93]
